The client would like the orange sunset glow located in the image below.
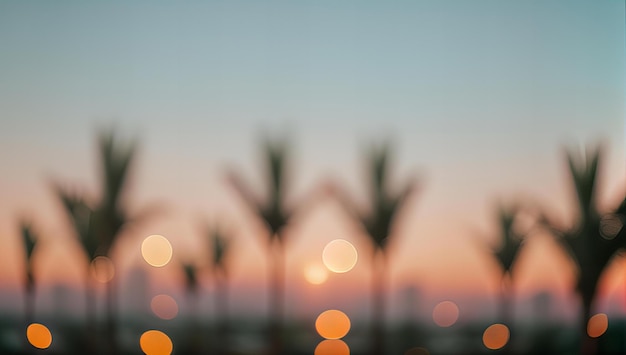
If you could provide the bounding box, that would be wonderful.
[0,1,625,354]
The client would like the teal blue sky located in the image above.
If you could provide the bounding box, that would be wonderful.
[0,0,624,305]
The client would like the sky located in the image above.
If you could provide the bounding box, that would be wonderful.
[0,0,625,320]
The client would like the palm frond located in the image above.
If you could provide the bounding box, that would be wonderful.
[94,129,138,255]
[226,171,264,218]
[98,130,137,210]
[183,263,198,293]
[493,205,523,275]
[210,227,230,275]
[21,221,36,262]
[264,137,288,204]
[228,136,292,241]
[361,142,414,252]
[566,146,600,222]
[53,183,98,259]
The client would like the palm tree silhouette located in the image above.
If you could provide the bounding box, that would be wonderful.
[538,146,626,355]
[54,186,98,351]
[181,261,203,354]
[54,129,141,354]
[208,225,231,354]
[332,142,416,355]
[20,221,38,327]
[181,225,230,354]
[489,204,524,352]
[227,137,292,354]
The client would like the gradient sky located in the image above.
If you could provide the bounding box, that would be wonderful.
[0,0,625,319]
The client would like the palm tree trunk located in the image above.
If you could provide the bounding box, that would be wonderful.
[269,241,285,355]
[499,276,513,354]
[24,273,34,325]
[371,252,386,355]
[24,274,35,353]
[105,275,118,355]
[85,276,97,354]
[580,293,598,355]
[215,274,229,355]
[186,289,202,355]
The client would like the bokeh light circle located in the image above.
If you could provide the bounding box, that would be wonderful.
[322,239,358,273]
[483,323,510,350]
[432,301,459,327]
[141,235,173,267]
[587,313,608,338]
[151,294,179,320]
[26,323,52,349]
[314,339,350,355]
[91,256,115,283]
[140,330,173,355]
[315,309,351,339]
[304,264,329,285]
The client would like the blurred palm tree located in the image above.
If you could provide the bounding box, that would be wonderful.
[209,225,231,354]
[54,187,97,350]
[183,262,199,297]
[181,262,203,354]
[332,142,416,355]
[538,146,626,355]
[183,223,232,354]
[226,136,293,354]
[54,129,142,355]
[20,221,38,326]
[489,204,524,351]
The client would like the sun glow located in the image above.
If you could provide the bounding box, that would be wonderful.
[304,264,329,285]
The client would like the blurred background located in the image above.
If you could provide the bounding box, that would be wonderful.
[0,1,624,354]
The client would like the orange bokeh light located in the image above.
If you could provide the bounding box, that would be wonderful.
[150,294,179,320]
[26,323,52,349]
[587,313,608,338]
[315,309,351,339]
[140,330,173,355]
[314,339,350,355]
[432,301,459,327]
[91,256,115,283]
[483,323,509,350]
